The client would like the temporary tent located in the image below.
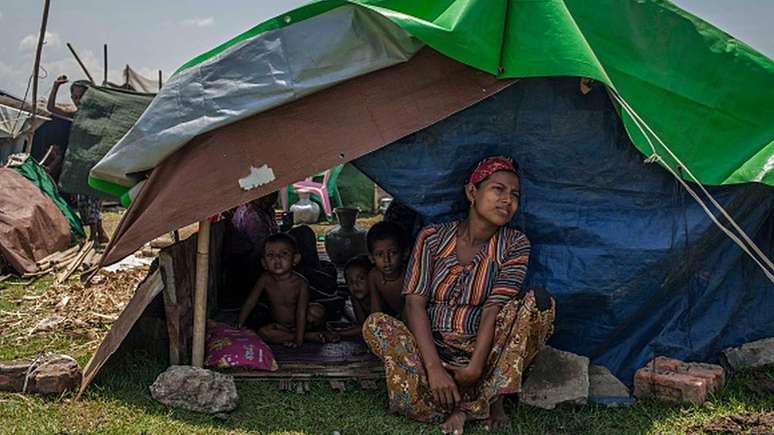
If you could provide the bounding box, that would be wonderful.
[59,85,154,200]
[0,96,48,164]
[83,0,773,387]
[0,167,71,274]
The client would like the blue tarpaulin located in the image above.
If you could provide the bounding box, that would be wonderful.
[354,77,774,383]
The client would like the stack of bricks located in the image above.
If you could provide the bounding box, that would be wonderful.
[633,356,725,404]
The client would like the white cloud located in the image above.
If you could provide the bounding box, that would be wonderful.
[18,31,61,51]
[0,10,4,21]
[180,17,214,27]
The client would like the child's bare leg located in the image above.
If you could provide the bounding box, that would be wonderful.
[306,302,326,329]
[258,323,295,344]
[303,330,340,343]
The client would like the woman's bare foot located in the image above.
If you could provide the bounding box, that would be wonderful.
[482,396,510,432]
[440,410,466,434]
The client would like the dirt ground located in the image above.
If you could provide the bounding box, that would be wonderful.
[692,412,774,434]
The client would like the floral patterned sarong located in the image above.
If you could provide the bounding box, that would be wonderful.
[363,289,555,422]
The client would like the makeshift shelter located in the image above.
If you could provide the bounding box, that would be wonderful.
[80,1,773,392]
[0,89,49,164]
[0,167,71,275]
[122,65,162,94]
[13,157,85,241]
[59,85,154,200]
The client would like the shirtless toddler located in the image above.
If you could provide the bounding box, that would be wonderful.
[366,221,407,318]
[238,233,337,347]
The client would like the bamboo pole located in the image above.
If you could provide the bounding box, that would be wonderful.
[103,44,108,85]
[191,219,211,367]
[25,0,52,153]
[66,43,95,84]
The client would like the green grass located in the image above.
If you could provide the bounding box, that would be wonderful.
[2,276,773,434]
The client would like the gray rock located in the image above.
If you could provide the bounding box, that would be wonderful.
[150,366,238,414]
[520,346,589,410]
[722,338,774,371]
[0,354,81,395]
[588,364,633,407]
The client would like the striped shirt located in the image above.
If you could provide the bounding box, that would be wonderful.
[402,221,530,337]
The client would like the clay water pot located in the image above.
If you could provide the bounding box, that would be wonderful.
[324,207,368,266]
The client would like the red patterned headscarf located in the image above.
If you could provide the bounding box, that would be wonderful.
[467,156,518,185]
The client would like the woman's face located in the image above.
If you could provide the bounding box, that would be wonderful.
[466,170,520,227]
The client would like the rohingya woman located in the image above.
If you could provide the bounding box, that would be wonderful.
[363,156,555,434]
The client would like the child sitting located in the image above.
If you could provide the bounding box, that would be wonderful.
[366,221,407,318]
[336,255,373,338]
[238,233,338,347]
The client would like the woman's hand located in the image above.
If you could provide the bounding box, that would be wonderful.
[443,362,483,388]
[427,365,461,407]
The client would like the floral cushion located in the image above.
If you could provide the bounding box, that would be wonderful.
[205,321,279,371]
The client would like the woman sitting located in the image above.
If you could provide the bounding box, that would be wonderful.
[363,156,555,434]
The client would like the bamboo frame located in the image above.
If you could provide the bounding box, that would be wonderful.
[191,219,211,367]
[66,43,95,84]
[25,0,51,153]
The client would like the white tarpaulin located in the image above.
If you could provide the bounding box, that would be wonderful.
[0,104,48,164]
[91,5,421,189]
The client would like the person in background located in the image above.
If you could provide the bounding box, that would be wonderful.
[335,255,373,339]
[222,191,280,306]
[47,75,108,243]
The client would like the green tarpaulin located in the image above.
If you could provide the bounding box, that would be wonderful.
[61,86,153,199]
[180,0,774,187]
[14,157,84,241]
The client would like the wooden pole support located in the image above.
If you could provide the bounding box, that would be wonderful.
[25,0,52,153]
[103,44,108,85]
[66,43,95,84]
[191,219,211,367]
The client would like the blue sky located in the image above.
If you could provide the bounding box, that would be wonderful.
[0,0,771,99]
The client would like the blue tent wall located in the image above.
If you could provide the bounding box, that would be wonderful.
[354,77,774,383]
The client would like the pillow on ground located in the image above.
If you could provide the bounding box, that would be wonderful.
[205,321,278,371]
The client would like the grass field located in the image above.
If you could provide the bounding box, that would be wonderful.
[1,211,772,434]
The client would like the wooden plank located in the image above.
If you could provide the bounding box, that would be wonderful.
[36,245,79,265]
[159,251,180,365]
[157,220,224,366]
[55,241,94,285]
[78,269,164,397]
[159,235,195,365]
[230,360,384,380]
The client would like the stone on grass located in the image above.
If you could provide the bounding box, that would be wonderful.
[520,346,589,409]
[588,364,634,407]
[150,365,238,414]
[722,338,774,371]
[0,354,81,395]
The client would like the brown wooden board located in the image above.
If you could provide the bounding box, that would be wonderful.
[78,267,164,397]
[230,360,384,380]
[159,222,223,366]
[79,222,223,395]
[101,49,514,266]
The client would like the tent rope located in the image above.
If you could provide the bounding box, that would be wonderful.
[608,89,774,284]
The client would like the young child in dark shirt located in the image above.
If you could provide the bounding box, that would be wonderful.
[366,221,407,318]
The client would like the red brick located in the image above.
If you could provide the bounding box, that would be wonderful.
[634,366,709,404]
[644,357,726,393]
